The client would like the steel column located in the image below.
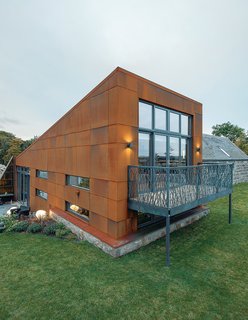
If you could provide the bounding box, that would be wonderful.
[166,213,171,266]
[229,193,232,224]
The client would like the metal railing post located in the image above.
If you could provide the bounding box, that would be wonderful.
[229,193,232,224]
[166,212,171,266]
[166,167,170,209]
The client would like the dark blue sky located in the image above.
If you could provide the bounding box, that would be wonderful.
[0,0,247,139]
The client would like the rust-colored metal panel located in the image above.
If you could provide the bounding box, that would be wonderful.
[16,67,202,240]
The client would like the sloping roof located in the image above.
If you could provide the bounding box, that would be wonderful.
[203,134,248,160]
[16,66,202,161]
[0,164,6,179]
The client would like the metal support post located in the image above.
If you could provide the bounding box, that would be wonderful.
[229,193,232,224]
[166,213,171,266]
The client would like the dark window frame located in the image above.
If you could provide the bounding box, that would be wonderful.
[66,175,90,190]
[36,170,48,179]
[138,100,192,167]
[36,188,48,200]
[65,201,89,222]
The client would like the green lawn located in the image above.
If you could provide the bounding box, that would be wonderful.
[1,184,248,320]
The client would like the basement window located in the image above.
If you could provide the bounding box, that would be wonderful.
[36,170,48,179]
[65,201,89,221]
[66,175,89,190]
[36,189,48,200]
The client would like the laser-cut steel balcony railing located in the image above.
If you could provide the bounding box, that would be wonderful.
[128,163,234,266]
[128,163,234,217]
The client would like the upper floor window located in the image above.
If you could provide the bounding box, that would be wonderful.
[66,175,89,190]
[139,100,190,136]
[36,170,48,179]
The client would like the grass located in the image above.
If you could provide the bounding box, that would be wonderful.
[1,183,248,320]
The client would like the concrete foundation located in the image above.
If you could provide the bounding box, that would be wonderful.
[50,206,209,257]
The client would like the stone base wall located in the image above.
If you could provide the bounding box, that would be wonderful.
[203,160,248,185]
[233,161,248,184]
[50,207,209,257]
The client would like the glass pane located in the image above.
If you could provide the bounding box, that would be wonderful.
[155,107,166,130]
[170,112,179,132]
[181,115,189,135]
[181,138,187,165]
[169,137,180,166]
[66,201,89,220]
[139,101,152,129]
[138,132,150,166]
[155,134,167,166]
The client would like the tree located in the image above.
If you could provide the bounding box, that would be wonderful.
[212,122,246,143]
[0,131,37,164]
[212,122,248,155]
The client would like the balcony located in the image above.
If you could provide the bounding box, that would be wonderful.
[128,163,234,266]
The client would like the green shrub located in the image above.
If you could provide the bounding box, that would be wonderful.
[0,221,6,233]
[43,223,58,235]
[27,223,42,233]
[64,233,77,241]
[0,216,18,232]
[55,228,71,238]
[9,221,29,232]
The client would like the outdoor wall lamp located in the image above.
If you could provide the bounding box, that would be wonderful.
[126,142,133,149]
[196,146,201,152]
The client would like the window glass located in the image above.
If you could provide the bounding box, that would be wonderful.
[66,175,89,190]
[169,137,180,166]
[155,107,166,130]
[138,132,150,166]
[181,115,189,135]
[181,138,187,165]
[155,134,167,167]
[36,170,48,179]
[170,112,179,132]
[36,189,48,200]
[66,201,89,221]
[139,101,152,129]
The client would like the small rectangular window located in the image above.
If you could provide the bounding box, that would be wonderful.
[65,201,89,221]
[36,189,48,200]
[36,170,48,179]
[66,175,89,190]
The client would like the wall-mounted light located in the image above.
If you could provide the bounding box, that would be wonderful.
[126,142,133,149]
[196,146,201,152]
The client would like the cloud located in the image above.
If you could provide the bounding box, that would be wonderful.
[0,0,247,139]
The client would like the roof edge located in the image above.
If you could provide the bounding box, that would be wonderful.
[115,66,202,105]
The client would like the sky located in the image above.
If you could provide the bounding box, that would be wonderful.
[0,0,247,140]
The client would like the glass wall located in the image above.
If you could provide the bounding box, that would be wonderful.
[138,101,192,167]
[137,100,192,228]
[17,166,30,206]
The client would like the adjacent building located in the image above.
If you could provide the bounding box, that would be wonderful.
[203,134,248,184]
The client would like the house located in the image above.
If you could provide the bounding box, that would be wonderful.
[202,134,248,184]
[0,158,14,203]
[15,68,233,261]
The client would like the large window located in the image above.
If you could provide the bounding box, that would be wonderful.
[36,170,48,179]
[65,201,89,221]
[36,189,48,200]
[17,166,30,206]
[66,175,89,190]
[138,100,192,228]
[138,101,192,167]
